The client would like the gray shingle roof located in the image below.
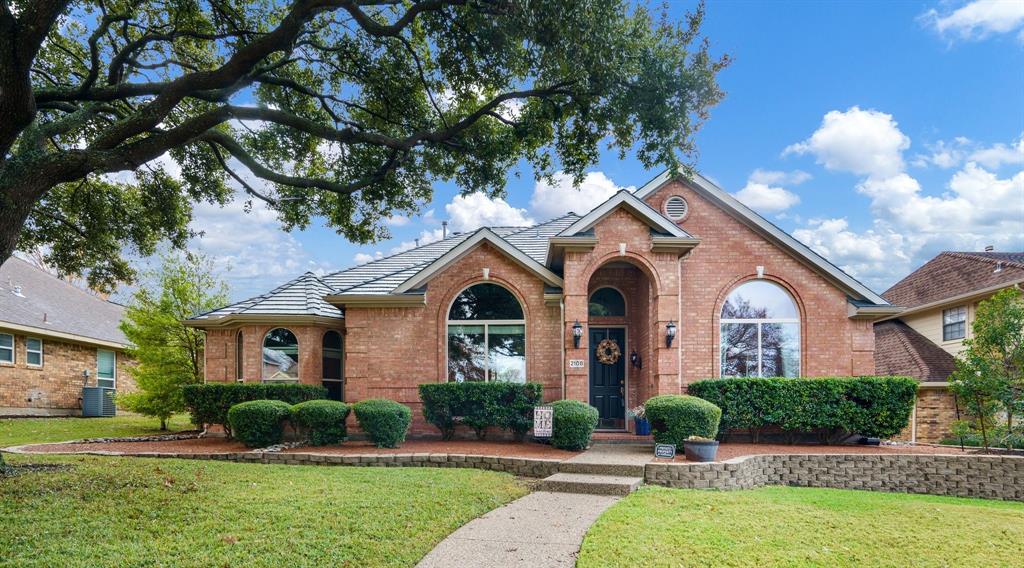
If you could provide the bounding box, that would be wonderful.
[0,257,128,346]
[191,272,342,320]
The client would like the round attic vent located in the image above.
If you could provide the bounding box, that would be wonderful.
[664,196,688,221]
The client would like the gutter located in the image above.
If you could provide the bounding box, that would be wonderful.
[877,280,1024,322]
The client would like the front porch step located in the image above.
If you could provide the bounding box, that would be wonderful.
[558,461,646,477]
[538,472,644,496]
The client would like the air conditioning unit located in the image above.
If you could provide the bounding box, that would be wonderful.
[82,387,116,417]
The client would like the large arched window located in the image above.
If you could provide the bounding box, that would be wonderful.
[720,281,800,378]
[322,330,343,400]
[263,328,299,381]
[447,283,526,383]
[589,287,626,317]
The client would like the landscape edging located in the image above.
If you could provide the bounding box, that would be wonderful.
[644,453,1024,501]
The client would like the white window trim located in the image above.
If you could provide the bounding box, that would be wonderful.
[0,332,13,365]
[720,316,801,378]
[26,337,43,367]
[942,305,967,342]
[446,319,527,382]
[96,349,116,388]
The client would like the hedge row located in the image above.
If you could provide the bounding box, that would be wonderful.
[182,383,327,436]
[418,382,543,440]
[687,376,917,441]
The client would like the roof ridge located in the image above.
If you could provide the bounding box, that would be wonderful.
[333,259,433,293]
[888,320,931,379]
[944,251,1024,270]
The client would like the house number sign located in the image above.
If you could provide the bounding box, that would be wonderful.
[534,406,553,438]
[568,359,585,368]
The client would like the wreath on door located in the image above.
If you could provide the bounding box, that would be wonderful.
[595,338,621,365]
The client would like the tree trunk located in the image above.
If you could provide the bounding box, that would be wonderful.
[160,418,168,431]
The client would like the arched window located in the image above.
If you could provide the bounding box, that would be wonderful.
[322,330,343,401]
[447,283,526,383]
[720,281,800,378]
[235,331,244,382]
[263,328,299,381]
[589,287,626,317]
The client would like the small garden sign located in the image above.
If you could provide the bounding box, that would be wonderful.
[655,443,676,459]
[534,406,553,437]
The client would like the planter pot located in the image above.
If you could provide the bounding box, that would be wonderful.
[683,440,720,462]
[634,417,651,436]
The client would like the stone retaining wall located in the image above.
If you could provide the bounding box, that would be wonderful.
[645,453,1024,501]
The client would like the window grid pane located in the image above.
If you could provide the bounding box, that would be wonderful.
[0,333,12,363]
[942,307,967,341]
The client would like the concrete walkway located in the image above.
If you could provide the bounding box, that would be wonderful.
[416,491,619,568]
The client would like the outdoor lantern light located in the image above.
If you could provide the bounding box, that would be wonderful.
[572,320,584,348]
[665,320,677,348]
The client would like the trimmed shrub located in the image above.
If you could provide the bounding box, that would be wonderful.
[353,399,412,448]
[549,400,599,450]
[418,382,543,440]
[687,376,918,441]
[182,383,327,436]
[645,395,722,447]
[291,400,351,446]
[227,400,293,448]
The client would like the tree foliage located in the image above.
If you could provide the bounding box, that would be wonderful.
[117,252,228,429]
[950,287,1024,450]
[0,0,728,291]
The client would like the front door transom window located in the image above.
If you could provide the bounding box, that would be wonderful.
[447,283,526,383]
[720,280,800,378]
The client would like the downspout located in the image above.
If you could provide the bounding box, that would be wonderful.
[560,299,566,400]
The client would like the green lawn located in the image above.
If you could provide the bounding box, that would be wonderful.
[0,413,193,447]
[0,454,528,567]
[578,485,1024,568]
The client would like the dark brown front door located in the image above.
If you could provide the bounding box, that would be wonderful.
[589,328,626,429]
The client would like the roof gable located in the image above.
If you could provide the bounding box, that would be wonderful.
[558,189,692,238]
[874,320,956,382]
[883,251,1024,309]
[635,170,891,307]
[392,228,563,294]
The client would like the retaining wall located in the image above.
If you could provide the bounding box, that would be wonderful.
[645,453,1024,501]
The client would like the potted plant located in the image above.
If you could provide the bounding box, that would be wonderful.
[627,404,650,436]
[682,435,720,462]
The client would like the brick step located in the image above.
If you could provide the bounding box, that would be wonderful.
[538,472,644,496]
[557,461,646,477]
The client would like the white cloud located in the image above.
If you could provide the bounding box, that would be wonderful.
[968,136,1024,169]
[387,214,411,227]
[794,218,911,283]
[733,182,801,213]
[921,0,1024,42]
[529,171,632,219]
[784,107,910,178]
[911,137,972,169]
[446,192,534,232]
[748,169,812,186]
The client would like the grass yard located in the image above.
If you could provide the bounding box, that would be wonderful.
[0,413,193,447]
[0,454,528,567]
[578,485,1024,568]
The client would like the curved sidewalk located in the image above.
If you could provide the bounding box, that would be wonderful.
[416,491,618,568]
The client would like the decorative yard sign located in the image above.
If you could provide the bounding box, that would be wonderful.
[534,406,553,438]
[568,359,585,368]
[654,443,676,459]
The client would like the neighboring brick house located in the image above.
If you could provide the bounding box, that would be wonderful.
[1,258,135,416]
[876,251,1024,443]
[186,172,899,435]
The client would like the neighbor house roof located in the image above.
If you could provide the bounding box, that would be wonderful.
[882,251,1024,310]
[0,257,128,348]
[874,320,956,382]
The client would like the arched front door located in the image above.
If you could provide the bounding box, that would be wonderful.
[589,327,626,429]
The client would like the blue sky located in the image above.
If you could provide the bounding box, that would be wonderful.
[183,0,1024,301]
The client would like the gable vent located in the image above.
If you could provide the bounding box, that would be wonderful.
[664,196,688,221]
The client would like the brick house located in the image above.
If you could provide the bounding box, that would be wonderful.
[1,258,135,416]
[186,172,900,434]
[876,251,1024,443]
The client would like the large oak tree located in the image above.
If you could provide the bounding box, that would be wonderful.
[0,0,727,291]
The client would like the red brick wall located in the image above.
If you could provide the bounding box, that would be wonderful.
[0,330,134,415]
[204,324,343,385]
[644,180,875,384]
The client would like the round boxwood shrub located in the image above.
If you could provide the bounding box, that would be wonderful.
[645,395,721,447]
[353,399,412,448]
[227,400,293,448]
[291,400,351,446]
[550,400,599,451]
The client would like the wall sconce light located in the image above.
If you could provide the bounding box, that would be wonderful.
[666,320,677,348]
[630,349,642,369]
[572,320,584,349]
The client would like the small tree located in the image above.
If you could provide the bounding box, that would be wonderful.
[118,253,228,429]
[950,288,1024,450]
